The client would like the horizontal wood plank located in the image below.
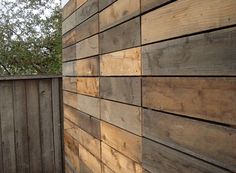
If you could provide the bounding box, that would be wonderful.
[99,0,140,31]
[62,12,76,35]
[63,61,76,76]
[76,0,87,8]
[76,56,99,76]
[102,164,114,173]
[100,77,141,105]
[100,47,141,76]
[142,27,236,76]
[63,0,76,20]
[63,77,77,93]
[141,0,174,13]
[62,29,76,48]
[99,0,116,11]
[142,0,236,44]
[100,17,140,54]
[143,109,236,172]
[77,77,99,96]
[63,44,76,62]
[142,77,236,125]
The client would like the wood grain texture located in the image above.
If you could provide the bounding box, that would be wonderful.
[77,77,99,96]
[100,47,141,76]
[63,77,77,93]
[141,0,174,13]
[99,0,116,11]
[101,121,142,163]
[13,81,30,173]
[76,56,99,76]
[63,44,76,62]
[100,17,140,54]
[102,165,114,173]
[75,0,98,26]
[100,77,141,105]
[80,160,93,173]
[76,0,87,8]
[143,138,230,173]
[62,12,76,35]
[63,61,76,76]
[142,0,236,44]
[99,0,140,31]
[63,29,76,48]
[101,142,142,173]
[79,144,101,173]
[76,34,99,59]
[64,104,101,139]
[76,14,98,42]
[63,0,76,20]
[142,27,236,76]
[142,77,236,125]
[143,109,236,172]
[101,99,141,135]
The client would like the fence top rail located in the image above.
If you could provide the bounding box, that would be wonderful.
[0,75,62,81]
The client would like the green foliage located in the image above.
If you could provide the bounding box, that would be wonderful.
[0,0,62,75]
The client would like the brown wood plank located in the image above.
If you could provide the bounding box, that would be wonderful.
[80,160,93,173]
[101,121,142,163]
[100,17,140,54]
[0,81,16,173]
[52,79,63,173]
[63,77,77,93]
[143,138,230,173]
[76,14,98,42]
[101,142,142,173]
[76,0,87,8]
[141,0,174,13]
[100,77,141,105]
[142,77,236,125]
[26,80,42,173]
[99,0,116,11]
[13,81,30,173]
[142,27,236,76]
[63,44,76,62]
[63,61,76,76]
[76,56,99,76]
[77,77,99,96]
[75,0,98,26]
[99,0,140,31]
[100,47,141,76]
[62,12,76,35]
[101,99,141,135]
[76,34,99,59]
[63,0,76,20]
[79,144,101,173]
[39,79,55,173]
[62,29,76,48]
[64,105,101,139]
[102,164,114,173]
[142,0,236,44]
[143,108,236,172]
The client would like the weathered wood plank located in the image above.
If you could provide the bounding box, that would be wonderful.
[99,0,140,31]
[141,0,174,13]
[62,12,76,35]
[26,80,42,173]
[143,108,236,172]
[102,164,114,173]
[52,79,63,173]
[101,99,141,135]
[142,27,236,76]
[142,0,236,44]
[39,79,55,173]
[13,81,30,173]
[80,160,93,173]
[101,142,142,173]
[100,77,141,105]
[143,138,230,173]
[63,77,77,93]
[100,47,141,76]
[76,34,99,59]
[142,77,236,125]
[75,0,98,26]
[63,61,76,76]
[76,56,99,76]
[99,0,116,11]
[76,0,87,9]
[64,104,101,139]
[63,44,76,62]
[100,17,140,54]
[101,121,142,163]
[0,81,16,173]
[76,14,98,42]
[62,28,76,48]
[79,144,101,173]
[77,77,99,96]
[63,0,76,20]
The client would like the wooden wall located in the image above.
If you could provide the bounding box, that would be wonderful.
[0,76,63,173]
[62,0,236,172]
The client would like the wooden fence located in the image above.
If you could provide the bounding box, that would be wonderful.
[0,76,63,173]
[62,0,236,173]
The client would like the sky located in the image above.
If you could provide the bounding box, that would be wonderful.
[61,0,69,6]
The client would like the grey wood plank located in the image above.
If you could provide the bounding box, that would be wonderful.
[0,81,16,173]
[100,17,141,54]
[26,80,43,173]
[52,79,63,173]
[63,44,76,62]
[141,0,174,13]
[100,77,141,105]
[13,81,30,173]
[142,27,236,76]
[99,0,116,11]
[39,79,55,173]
